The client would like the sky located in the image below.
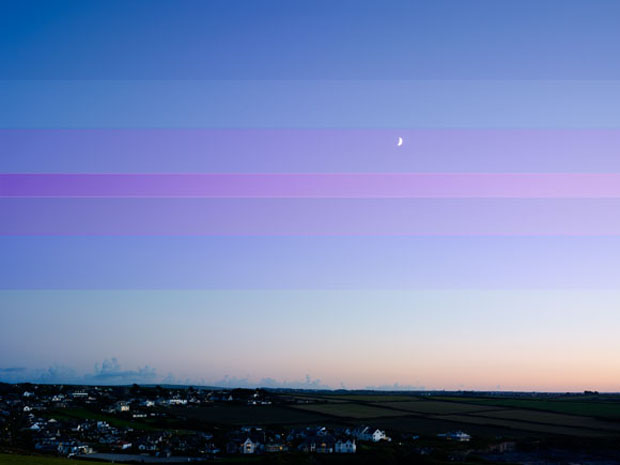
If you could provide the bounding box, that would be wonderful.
[2,0,620,391]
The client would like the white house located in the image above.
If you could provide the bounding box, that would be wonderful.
[353,426,390,442]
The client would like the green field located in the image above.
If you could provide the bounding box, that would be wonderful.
[173,404,330,426]
[435,397,620,419]
[289,395,349,403]
[46,407,158,431]
[324,395,420,402]
[292,403,409,419]
[282,394,620,438]
[475,408,620,432]
[0,453,264,465]
[380,401,502,415]
[435,414,607,438]
[0,454,81,465]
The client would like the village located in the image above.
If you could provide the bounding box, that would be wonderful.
[0,383,480,463]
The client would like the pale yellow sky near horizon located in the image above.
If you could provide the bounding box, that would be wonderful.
[2,290,620,391]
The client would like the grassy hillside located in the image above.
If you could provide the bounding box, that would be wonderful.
[0,454,81,465]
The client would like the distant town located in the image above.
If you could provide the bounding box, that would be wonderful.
[1,383,620,464]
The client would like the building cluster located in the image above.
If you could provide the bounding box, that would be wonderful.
[0,384,405,460]
[0,384,267,458]
[225,424,391,455]
[5,405,218,459]
[438,430,472,442]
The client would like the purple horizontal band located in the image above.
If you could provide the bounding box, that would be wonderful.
[4,173,620,198]
[4,198,620,235]
[4,129,620,173]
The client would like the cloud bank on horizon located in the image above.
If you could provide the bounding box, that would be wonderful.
[0,359,339,391]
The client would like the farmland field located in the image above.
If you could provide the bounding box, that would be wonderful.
[435,397,620,419]
[435,414,608,437]
[279,394,620,438]
[474,409,620,432]
[172,405,329,426]
[292,402,410,419]
[287,395,349,403]
[324,395,420,402]
[379,400,502,415]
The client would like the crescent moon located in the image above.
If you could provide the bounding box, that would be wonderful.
[397,137,403,147]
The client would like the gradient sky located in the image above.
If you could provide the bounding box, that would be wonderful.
[2,0,620,391]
